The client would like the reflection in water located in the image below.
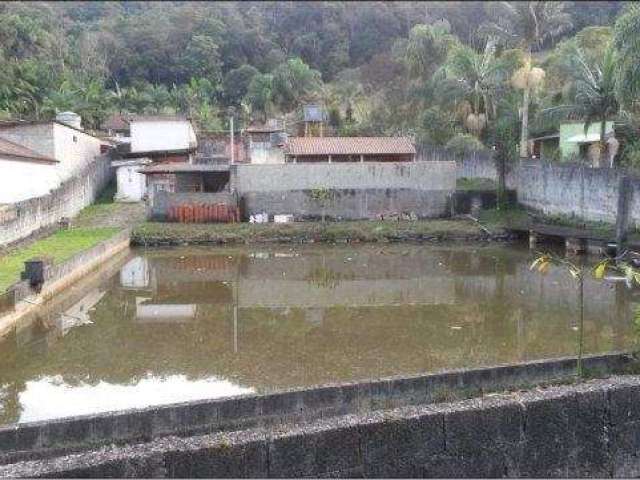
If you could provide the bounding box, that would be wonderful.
[18,375,253,423]
[0,244,635,425]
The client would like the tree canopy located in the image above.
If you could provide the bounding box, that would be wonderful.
[0,0,634,151]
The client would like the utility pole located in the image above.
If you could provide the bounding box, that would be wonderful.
[230,115,235,165]
[228,106,235,165]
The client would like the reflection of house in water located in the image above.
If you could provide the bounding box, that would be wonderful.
[135,298,197,324]
[56,289,106,335]
[120,256,150,289]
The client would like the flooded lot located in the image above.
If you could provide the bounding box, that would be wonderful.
[0,244,636,424]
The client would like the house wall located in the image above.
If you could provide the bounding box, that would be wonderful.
[0,158,62,203]
[0,122,105,200]
[559,121,614,160]
[247,143,285,164]
[0,123,55,160]
[51,123,104,178]
[130,121,196,153]
[115,166,146,202]
[233,161,456,220]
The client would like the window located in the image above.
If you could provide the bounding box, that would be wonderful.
[72,135,78,143]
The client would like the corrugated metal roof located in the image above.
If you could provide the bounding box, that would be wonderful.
[0,137,58,163]
[286,137,416,156]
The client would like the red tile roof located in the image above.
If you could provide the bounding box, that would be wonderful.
[0,137,58,163]
[286,137,416,156]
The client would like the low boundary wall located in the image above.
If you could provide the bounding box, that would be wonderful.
[0,351,631,466]
[3,374,640,478]
[0,155,112,247]
[0,229,131,338]
[233,162,456,220]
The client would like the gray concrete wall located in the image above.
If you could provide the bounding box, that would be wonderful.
[233,162,456,220]
[3,373,640,478]
[0,155,112,246]
[517,163,625,224]
[0,351,630,467]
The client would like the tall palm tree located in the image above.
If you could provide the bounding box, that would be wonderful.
[480,1,573,159]
[542,45,619,166]
[435,39,506,137]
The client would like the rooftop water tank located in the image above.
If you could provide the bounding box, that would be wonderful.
[55,111,82,130]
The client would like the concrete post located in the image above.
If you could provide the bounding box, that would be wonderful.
[529,231,538,250]
[616,175,632,253]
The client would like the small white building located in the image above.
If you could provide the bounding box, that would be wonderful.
[112,158,152,202]
[110,115,198,202]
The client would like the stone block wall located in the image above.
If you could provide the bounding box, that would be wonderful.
[3,374,640,478]
[516,162,640,226]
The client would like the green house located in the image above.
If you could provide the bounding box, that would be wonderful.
[531,121,614,163]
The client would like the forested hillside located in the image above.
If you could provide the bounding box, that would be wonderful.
[1,1,639,163]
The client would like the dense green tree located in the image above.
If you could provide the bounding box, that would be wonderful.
[271,58,322,112]
[614,4,640,109]
[222,65,259,107]
[244,73,274,122]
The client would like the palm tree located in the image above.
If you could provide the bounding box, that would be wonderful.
[542,45,619,166]
[435,39,506,137]
[481,1,573,159]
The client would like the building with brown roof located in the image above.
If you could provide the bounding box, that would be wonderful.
[284,136,416,163]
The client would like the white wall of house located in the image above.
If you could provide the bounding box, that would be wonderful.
[115,164,147,202]
[0,122,104,184]
[52,123,104,178]
[0,157,62,203]
[130,120,197,153]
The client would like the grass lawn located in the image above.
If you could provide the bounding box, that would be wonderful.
[0,227,119,291]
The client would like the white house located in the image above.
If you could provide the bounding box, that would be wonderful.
[112,158,152,202]
[0,113,107,203]
[110,115,198,202]
[0,137,62,203]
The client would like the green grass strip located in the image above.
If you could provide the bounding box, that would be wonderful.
[0,227,119,291]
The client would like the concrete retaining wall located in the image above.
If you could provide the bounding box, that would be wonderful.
[233,162,456,220]
[0,155,112,246]
[517,163,640,228]
[4,374,640,478]
[0,230,131,338]
[0,351,630,466]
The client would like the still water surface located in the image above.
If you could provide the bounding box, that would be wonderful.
[0,244,636,424]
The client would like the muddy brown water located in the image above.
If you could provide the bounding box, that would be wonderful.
[0,244,637,425]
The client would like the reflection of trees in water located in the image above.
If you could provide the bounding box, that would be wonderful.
[0,245,635,424]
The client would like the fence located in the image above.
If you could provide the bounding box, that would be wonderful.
[0,155,113,247]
